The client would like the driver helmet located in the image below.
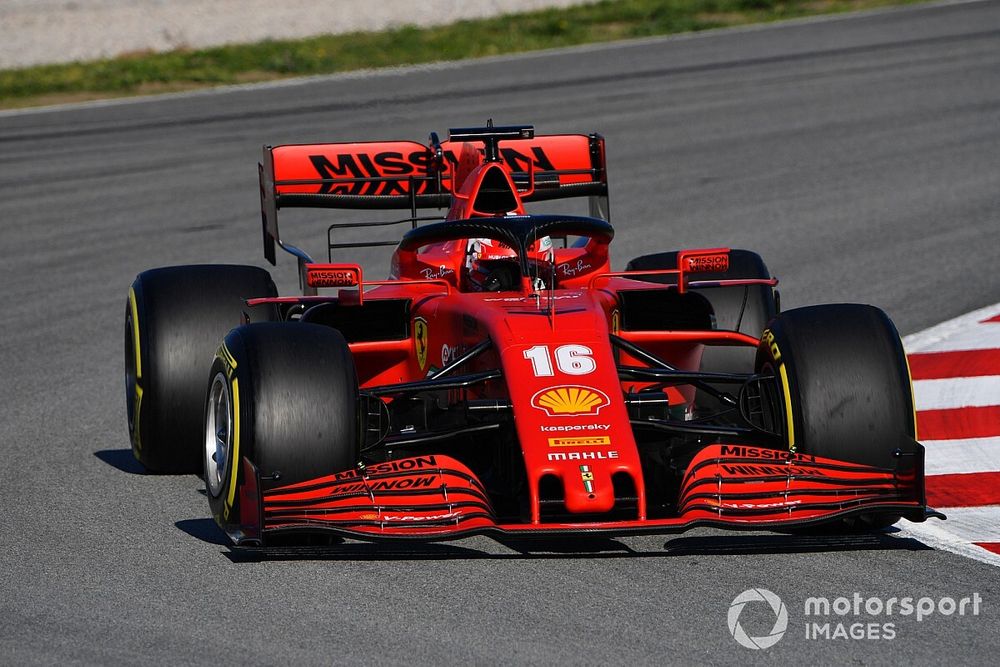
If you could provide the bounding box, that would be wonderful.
[464,235,552,292]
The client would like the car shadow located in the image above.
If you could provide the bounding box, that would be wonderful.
[206,526,930,563]
[176,518,231,547]
[94,448,146,475]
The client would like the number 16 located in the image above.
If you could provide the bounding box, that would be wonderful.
[523,344,596,376]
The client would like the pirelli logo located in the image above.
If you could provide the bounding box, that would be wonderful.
[548,436,612,447]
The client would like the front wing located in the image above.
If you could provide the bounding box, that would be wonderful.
[224,444,940,546]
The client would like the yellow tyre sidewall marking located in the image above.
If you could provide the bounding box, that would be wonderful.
[778,364,796,451]
[763,328,796,451]
[132,385,144,452]
[224,377,241,518]
[128,287,142,379]
[128,287,143,451]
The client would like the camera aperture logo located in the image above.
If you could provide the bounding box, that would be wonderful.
[728,588,788,649]
[727,589,983,648]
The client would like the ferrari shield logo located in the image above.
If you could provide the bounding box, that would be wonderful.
[414,317,429,371]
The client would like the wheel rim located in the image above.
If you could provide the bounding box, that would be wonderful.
[204,372,232,498]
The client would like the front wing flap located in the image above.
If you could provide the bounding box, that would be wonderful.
[232,444,936,545]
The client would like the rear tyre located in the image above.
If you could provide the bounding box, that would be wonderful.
[625,249,776,372]
[125,265,278,473]
[205,323,360,529]
[755,304,917,529]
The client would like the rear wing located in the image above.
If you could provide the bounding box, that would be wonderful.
[259,129,609,265]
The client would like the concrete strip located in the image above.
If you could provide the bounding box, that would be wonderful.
[0,0,594,68]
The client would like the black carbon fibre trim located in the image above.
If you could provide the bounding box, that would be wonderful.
[264,485,494,509]
[252,502,929,546]
[680,497,909,517]
[264,500,496,520]
[264,494,493,521]
[680,475,904,494]
[265,511,496,530]
[679,486,902,504]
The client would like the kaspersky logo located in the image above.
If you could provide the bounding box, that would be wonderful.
[531,385,610,417]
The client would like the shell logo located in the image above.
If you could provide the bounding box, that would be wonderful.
[531,385,610,417]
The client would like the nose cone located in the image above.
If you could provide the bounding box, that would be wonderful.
[561,461,617,514]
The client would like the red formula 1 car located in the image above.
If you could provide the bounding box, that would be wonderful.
[125,123,942,546]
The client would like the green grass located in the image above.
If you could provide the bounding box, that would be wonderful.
[0,0,926,108]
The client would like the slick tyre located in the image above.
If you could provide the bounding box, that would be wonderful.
[125,265,278,473]
[755,304,917,529]
[625,249,776,373]
[204,323,360,530]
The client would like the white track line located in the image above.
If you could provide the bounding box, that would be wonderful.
[904,302,1000,354]
[912,376,1000,410]
[908,329,1000,354]
[925,436,1000,476]
[895,521,1000,568]
[923,506,1000,541]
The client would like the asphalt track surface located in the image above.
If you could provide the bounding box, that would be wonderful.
[2,1,999,664]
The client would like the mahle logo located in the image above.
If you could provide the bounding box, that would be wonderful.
[728,588,788,649]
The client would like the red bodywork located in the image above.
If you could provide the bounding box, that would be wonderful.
[221,126,932,546]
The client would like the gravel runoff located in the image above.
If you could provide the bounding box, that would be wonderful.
[0,0,594,69]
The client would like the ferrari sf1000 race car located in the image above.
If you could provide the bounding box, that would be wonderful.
[125,123,943,547]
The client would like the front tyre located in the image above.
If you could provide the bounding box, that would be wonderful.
[205,323,360,534]
[125,264,278,473]
[756,304,917,529]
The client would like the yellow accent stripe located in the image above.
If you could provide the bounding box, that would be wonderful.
[903,351,918,441]
[133,384,143,451]
[128,286,141,379]
[225,378,241,511]
[779,364,795,450]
